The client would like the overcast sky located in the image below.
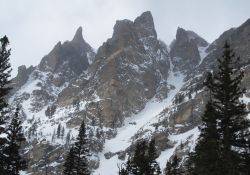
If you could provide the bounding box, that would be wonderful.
[1,0,250,76]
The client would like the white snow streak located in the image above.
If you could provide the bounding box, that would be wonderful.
[198,46,209,65]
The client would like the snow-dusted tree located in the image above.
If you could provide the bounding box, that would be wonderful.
[63,120,90,175]
[51,129,56,143]
[64,147,76,175]
[57,123,61,138]
[122,139,161,175]
[0,35,11,119]
[118,163,129,175]
[205,42,249,174]
[187,42,250,175]
[129,140,148,174]
[4,107,27,174]
[74,120,90,175]
[187,101,222,175]
[147,139,161,175]
[165,155,182,175]
[0,36,12,173]
[61,126,65,140]
[65,131,71,148]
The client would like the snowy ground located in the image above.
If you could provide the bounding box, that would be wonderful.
[198,46,209,65]
[94,69,186,175]
[20,171,30,175]
[157,127,199,169]
[242,95,250,119]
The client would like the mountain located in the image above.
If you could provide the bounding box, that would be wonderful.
[8,12,250,175]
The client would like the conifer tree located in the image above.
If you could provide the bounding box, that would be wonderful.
[242,139,250,174]
[118,163,129,175]
[74,121,90,175]
[147,139,161,175]
[187,101,222,175]
[165,155,182,175]
[187,42,250,175]
[207,42,250,174]
[122,139,161,175]
[0,36,11,116]
[61,126,65,140]
[64,147,76,175]
[0,36,12,173]
[57,123,61,138]
[63,120,90,175]
[129,140,148,174]
[51,129,56,142]
[65,131,71,148]
[4,107,27,175]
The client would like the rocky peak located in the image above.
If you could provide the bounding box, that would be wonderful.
[112,19,134,39]
[175,27,208,47]
[170,27,208,73]
[112,11,157,41]
[97,11,159,61]
[175,27,189,42]
[134,11,157,38]
[38,27,95,85]
[239,18,250,29]
[72,26,84,44]
[11,65,35,93]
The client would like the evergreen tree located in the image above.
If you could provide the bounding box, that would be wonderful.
[164,155,182,175]
[0,36,12,173]
[123,139,161,175]
[187,42,250,175]
[118,163,129,175]
[207,42,249,174]
[65,131,71,148]
[242,139,250,174]
[129,140,148,175]
[4,107,27,175]
[74,121,90,175]
[61,126,65,140]
[63,121,90,175]
[51,129,56,143]
[0,35,11,116]
[64,147,76,175]
[57,123,61,138]
[187,101,222,175]
[147,139,161,175]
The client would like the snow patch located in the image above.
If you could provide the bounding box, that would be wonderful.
[198,46,209,65]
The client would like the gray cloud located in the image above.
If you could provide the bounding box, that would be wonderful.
[0,0,249,76]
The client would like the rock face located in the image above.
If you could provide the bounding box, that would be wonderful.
[11,65,35,93]
[8,12,250,175]
[199,18,250,72]
[170,27,208,73]
[83,11,170,127]
[39,27,95,86]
